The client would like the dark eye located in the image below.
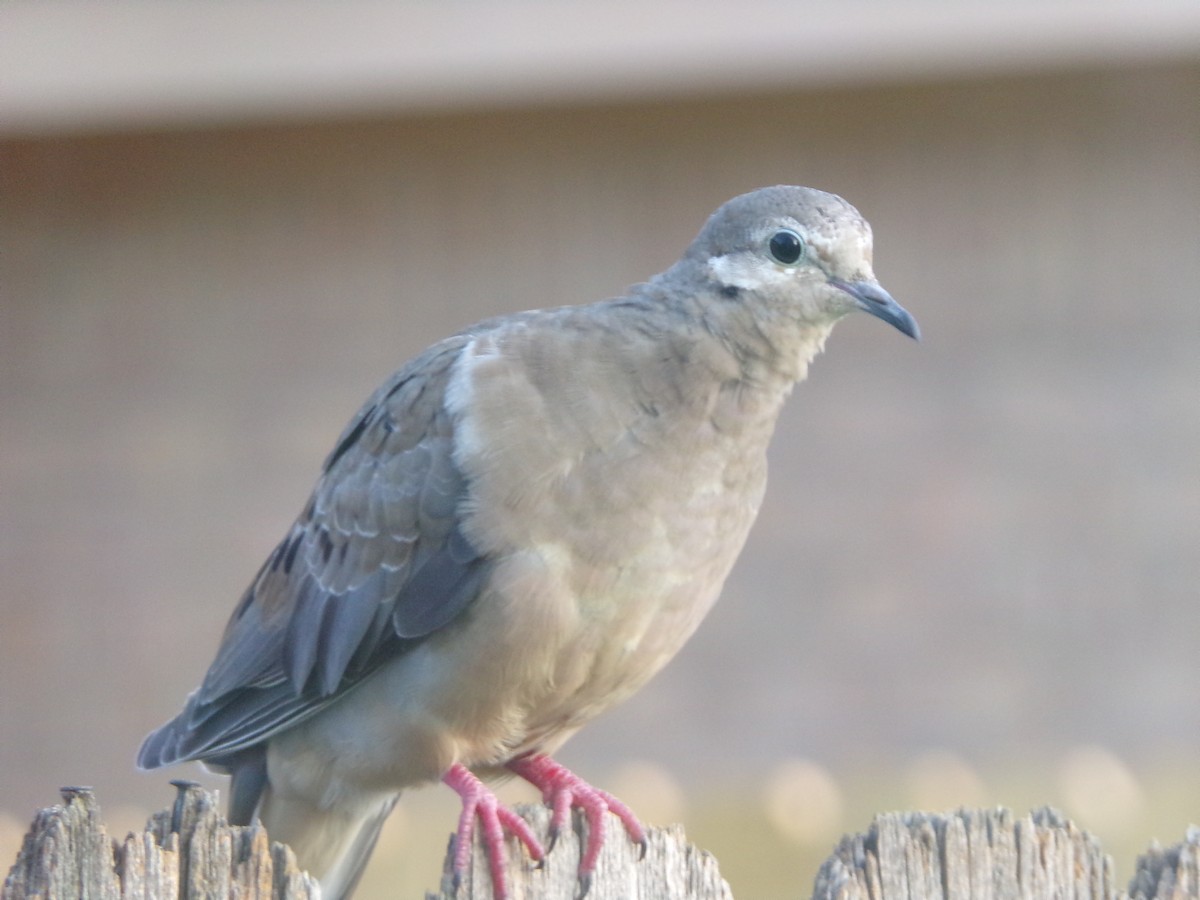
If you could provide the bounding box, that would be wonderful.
[768,229,805,265]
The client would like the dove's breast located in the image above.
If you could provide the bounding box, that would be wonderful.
[267,303,802,797]
[436,309,792,750]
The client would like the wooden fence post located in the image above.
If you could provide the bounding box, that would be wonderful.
[425,801,732,899]
[813,807,1116,900]
[4,787,1199,899]
[811,807,1200,900]
[2,784,317,900]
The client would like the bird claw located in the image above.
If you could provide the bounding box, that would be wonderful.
[442,756,645,898]
[443,763,544,899]
[507,754,647,884]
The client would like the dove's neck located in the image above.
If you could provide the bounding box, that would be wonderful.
[641,269,840,390]
[733,317,836,388]
[600,283,834,443]
[698,291,839,390]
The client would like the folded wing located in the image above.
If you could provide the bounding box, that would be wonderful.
[138,334,489,769]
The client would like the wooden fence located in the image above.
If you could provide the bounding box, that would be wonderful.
[3,784,1198,899]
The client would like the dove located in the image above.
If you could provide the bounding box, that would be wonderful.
[138,185,918,899]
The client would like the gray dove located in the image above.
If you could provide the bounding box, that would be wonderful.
[138,185,919,899]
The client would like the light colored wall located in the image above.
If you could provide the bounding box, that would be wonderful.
[5,0,1198,135]
[2,60,1198,863]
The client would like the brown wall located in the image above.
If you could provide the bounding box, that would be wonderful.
[2,61,1198,834]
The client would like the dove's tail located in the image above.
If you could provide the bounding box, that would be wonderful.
[225,749,399,900]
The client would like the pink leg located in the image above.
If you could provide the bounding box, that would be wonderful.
[442,763,544,899]
[507,754,647,889]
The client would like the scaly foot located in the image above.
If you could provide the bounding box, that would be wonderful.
[442,763,544,898]
[507,753,647,892]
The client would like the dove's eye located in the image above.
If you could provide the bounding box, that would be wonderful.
[768,229,805,265]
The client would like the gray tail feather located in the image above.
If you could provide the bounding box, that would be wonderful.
[318,796,399,900]
[257,784,400,900]
[225,747,269,826]
[200,747,397,899]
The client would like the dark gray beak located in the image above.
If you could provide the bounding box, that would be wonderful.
[831,278,920,340]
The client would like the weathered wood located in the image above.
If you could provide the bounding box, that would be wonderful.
[1128,826,1200,900]
[2,784,317,900]
[813,807,1119,900]
[7,788,1200,900]
[436,804,1200,900]
[425,801,733,900]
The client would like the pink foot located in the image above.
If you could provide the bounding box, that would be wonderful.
[507,754,647,890]
[443,763,544,899]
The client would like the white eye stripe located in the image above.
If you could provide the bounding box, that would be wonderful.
[707,254,794,291]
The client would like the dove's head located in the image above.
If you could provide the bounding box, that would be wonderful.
[685,185,919,342]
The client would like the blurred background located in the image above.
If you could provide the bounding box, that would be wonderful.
[2,1,1198,896]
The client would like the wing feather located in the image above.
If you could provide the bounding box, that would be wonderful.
[138,334,489,769]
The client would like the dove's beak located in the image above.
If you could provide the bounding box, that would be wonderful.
[831,279,920,340]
